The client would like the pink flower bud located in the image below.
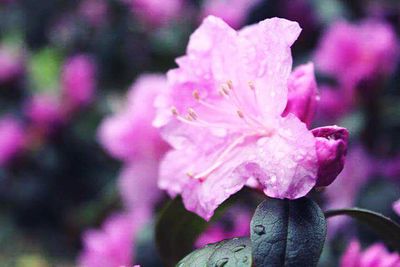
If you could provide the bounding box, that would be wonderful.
[0,116,25,166]
[61,54,96,109]
[283,63,319,127]
[312,126,349,187]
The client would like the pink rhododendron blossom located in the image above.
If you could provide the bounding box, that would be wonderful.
[200,0,261,29]
[325,146,372,236]
[61,54,96,109]
[78,211,149,267]
[98,74,168,162]
[125,0,184,27]
[340,240,400,267]
[312,126,349,187]
[156,16,329,220]
[283,63,319,127]
[394,199,400,216]
[317,85,351,122]
[315,20,399,87]
[24,94,64,133]
[0,116,25,167]
[0,46,24,84]
[196,207,251,247]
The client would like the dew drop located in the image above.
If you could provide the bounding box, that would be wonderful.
[215,258,229,267]
[232,245,246,252]
[243,256,248,263]
[254,224,266,235]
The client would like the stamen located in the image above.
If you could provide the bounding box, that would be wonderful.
[237,110,244,118]
[171,106,179,116]
[192,90,200,101]
[227,80,233,90]
[188,108,198,120]
[248,81,255,91]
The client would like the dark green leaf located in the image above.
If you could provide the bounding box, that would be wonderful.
[156,197,208,267]
[325,208,400,251]
[177,238,252,267]
[250,198,326,267]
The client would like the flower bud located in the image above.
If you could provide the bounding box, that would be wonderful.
[283,63,318,127]
[312,126,349,187]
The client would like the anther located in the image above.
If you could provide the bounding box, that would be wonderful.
[248,81,255,91]
[227,80,233,90]
[237,110,244,118]
[171,106,179,116]
[188,108,198,120]
[192,90,200,101]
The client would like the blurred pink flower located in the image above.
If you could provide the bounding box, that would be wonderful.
[200,0,260,29]
[340,240,400,267]
[98,74,168,162]
[196,207,251,247]
[24,94,64,133]
[126,0,184,27]
[283,63,319,127]
[316,85,351,122]
[324,146,372,236]
[98,74,169,210]
[315,20,399,88]
[61,54,96,109]
[78,211,149,267]
[156,16,324,220]
[0,46,24,84]
[0,116,25,167]
[312,126,349,187]
[394,199,400,216]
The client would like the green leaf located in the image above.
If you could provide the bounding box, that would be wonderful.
[250,198,326,267]
[176,237,252,267]
[325,208,400,251]
[155,197,209,267]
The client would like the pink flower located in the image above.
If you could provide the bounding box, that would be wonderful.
[78,211,149,267]
[394,199,400,216]
[316,85,351,122]
[312,126,349,187]
[98,74,169,211]
[0,46,24,84]
[315,20,399,87]
[200,0,261,29]
[126,0,184,27]
[61,54,96,109]
[340,240,400,267]
[98,74,168,162]
[283,63,319,127]
[196,207,251,247]
[156,16,325,220]
[24,94,64,133]
[0,116,25,167]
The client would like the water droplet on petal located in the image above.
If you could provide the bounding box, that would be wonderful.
[233,245,246,252]
[254,224,266,235]
[243,256,248,263]
[215,258,229,267]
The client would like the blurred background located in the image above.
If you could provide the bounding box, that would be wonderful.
[0,0,400,266]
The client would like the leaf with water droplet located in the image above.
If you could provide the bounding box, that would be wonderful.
[250,197,326,267]
[176,238,252,267]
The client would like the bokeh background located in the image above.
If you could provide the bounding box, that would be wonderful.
[0,0,400,266]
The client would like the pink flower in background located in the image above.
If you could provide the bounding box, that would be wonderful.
[61,54,96,109]
[200,0,261,29]
[312,126,349,187]
[394,199,400,216]
[98,74,168,210]
[340,240,400,267]
[98,74,168,162]
[24,94,64,133]
[78,211,149,267]
[0,116,25,167]
[126,0,184,27]
[156,16,326,220]
[315,20,399,87]
[0,46,24,84]
[316,85,351,122]
[283,63,319,127]
[325,146,372,236]
[196,207,251,247]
